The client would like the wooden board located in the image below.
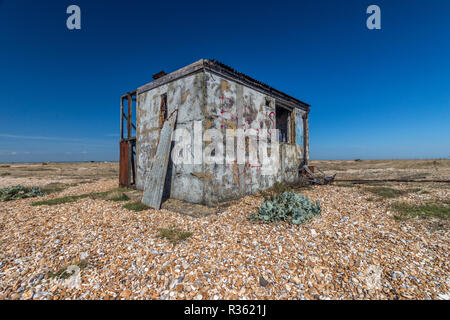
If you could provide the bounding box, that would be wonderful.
[141,111,177,209]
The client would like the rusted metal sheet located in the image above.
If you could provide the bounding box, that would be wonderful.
[142,111,178,209]
[152,70,167,80]
[119,141,129,187]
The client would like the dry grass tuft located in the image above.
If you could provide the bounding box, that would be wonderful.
[392,202,450,221]
[157,227,193,246]
[123,201,150,212]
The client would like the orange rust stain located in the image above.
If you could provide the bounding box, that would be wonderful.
[220,80,230,92]
[181,91,190,104]
[225,120,236,129]
[206,119,214,129]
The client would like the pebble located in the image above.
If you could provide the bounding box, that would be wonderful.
[259,277,269,287]
[0,178,448,300]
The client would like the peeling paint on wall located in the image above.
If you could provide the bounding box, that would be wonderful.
[136,68,308,205]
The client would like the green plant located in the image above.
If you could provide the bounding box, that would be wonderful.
[405,188,422,193]
[39,183,67,194]
[365,187,407,199]
[366,186,426,199]
[123,201,150,212]
[392,202,450,221]
[157,227,193,246]
[249,192,321,225]
[32,194,88,206]
[103,190,130,202]
[47,259,88,279]
[260,182,293,200]
[334,182,356,188]
[0,186,44,201]
[32,188,130,206]
[109,193,130,202]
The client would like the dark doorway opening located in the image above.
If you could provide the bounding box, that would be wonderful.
[276,105,291,143]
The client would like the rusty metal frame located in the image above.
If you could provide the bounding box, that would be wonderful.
[120,91,137,188]
[120,91,137,140]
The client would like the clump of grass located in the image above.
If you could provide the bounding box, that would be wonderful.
[40,182,83,195]
[109,193,130,202]
[392,202,450,221]
[32,194,88,206]
[364,182,386,187]
[433,183,450,190]
[32,187,130,206]
[328,167,347,171]
[398,173,431,180]
[405,188,422,193]
[365,187,408,199]
[366,186,426,200]
[104,190,130,202]
[40,183,67,194]
[260,182,294,200]
[334,182,356,188]
[0,165,11,168]
[157,227,192,246]
[0,172,11,176]
[47,259,88,279]
[268,182,292,194]
[123,201,149,212]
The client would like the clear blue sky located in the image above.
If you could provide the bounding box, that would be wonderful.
[0,0,449,162]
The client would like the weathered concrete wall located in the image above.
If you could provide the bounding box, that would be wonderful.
[201,70,305,204]
[136,72,206,203]
[136,69,307,205]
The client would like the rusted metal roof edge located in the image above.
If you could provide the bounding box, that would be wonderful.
[137,60,206,94]
[205,60,310,110]
[204,67,309,112]
[136,59,310,111]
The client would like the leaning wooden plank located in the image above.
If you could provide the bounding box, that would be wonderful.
[142,111,178,209]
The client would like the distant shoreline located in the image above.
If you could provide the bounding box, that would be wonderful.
[0,158,448,165]
[0,160,118,164]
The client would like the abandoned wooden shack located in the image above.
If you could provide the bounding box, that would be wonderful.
[119,59,310,208]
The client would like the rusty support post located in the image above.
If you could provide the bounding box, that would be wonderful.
[120,96,124,140]
[127,94,132,139]
[119,140,129,187]
[128,140,132,186]
[303,112,309,165]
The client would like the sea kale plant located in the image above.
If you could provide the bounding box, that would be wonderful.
[249,192,321,225]
[0,185,44,202]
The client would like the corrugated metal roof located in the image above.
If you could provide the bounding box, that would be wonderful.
[205,59,310,108]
